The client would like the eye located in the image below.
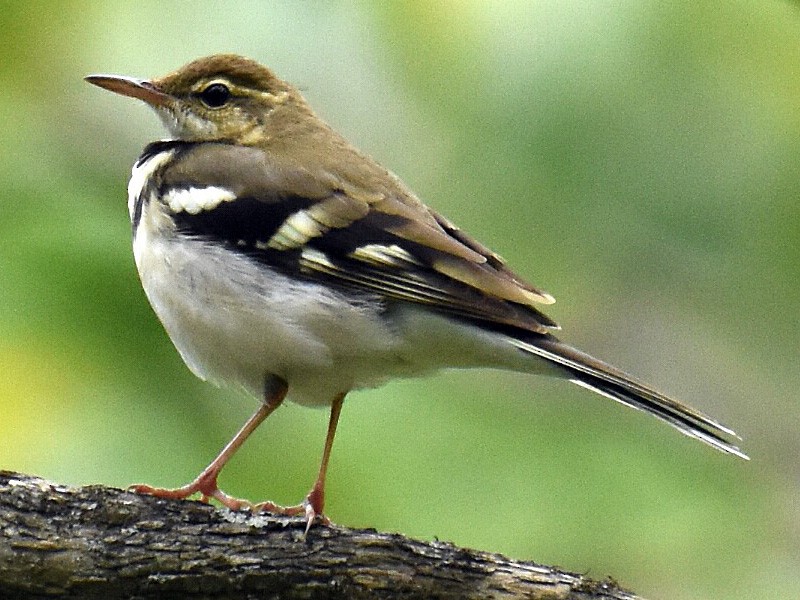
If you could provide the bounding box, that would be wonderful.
[198,83,231,108]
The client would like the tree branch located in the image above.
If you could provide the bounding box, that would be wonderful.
[0,471,641,599]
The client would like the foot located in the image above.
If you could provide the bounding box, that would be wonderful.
[131,474,331,534]
[129,469,252,511]
[253,484,330,535]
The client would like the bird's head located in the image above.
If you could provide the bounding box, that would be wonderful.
[85,54,303,144]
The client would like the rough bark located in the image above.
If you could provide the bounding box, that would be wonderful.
[0,471,641,599]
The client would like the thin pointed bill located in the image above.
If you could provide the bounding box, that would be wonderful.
[84,74,171,108]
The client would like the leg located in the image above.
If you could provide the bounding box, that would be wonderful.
[303,392,345,532]
[255,392,346,534]
[130,375,289,510]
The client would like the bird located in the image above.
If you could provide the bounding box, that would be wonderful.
[85,54,747,533]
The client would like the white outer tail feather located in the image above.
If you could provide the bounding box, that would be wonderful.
[509,337,749,460]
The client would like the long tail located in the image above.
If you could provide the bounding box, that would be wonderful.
[508,336,749,460]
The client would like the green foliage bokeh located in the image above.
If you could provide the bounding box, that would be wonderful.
[1,2,798,599]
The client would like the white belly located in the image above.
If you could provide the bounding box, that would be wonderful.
[133,220,404,406]
[132,224,552,407]
[126,149,556,408]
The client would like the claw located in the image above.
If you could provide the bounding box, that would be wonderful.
[304,502,316,536]
[251,490,331,535]
[302,499,331,535]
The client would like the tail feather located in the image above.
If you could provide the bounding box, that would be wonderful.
[509,337,749,460]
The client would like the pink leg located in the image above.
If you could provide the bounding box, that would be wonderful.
[130,376,289,510]
[255,392,346,534]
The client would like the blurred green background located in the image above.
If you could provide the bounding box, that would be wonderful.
[1,2,798,598]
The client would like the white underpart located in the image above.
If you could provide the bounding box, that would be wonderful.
[164,186,237,214]
[132,228,539,406]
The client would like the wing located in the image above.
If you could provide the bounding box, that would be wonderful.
[156,141,559,334]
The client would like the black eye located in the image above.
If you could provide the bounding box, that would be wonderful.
[199,83,231,108]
